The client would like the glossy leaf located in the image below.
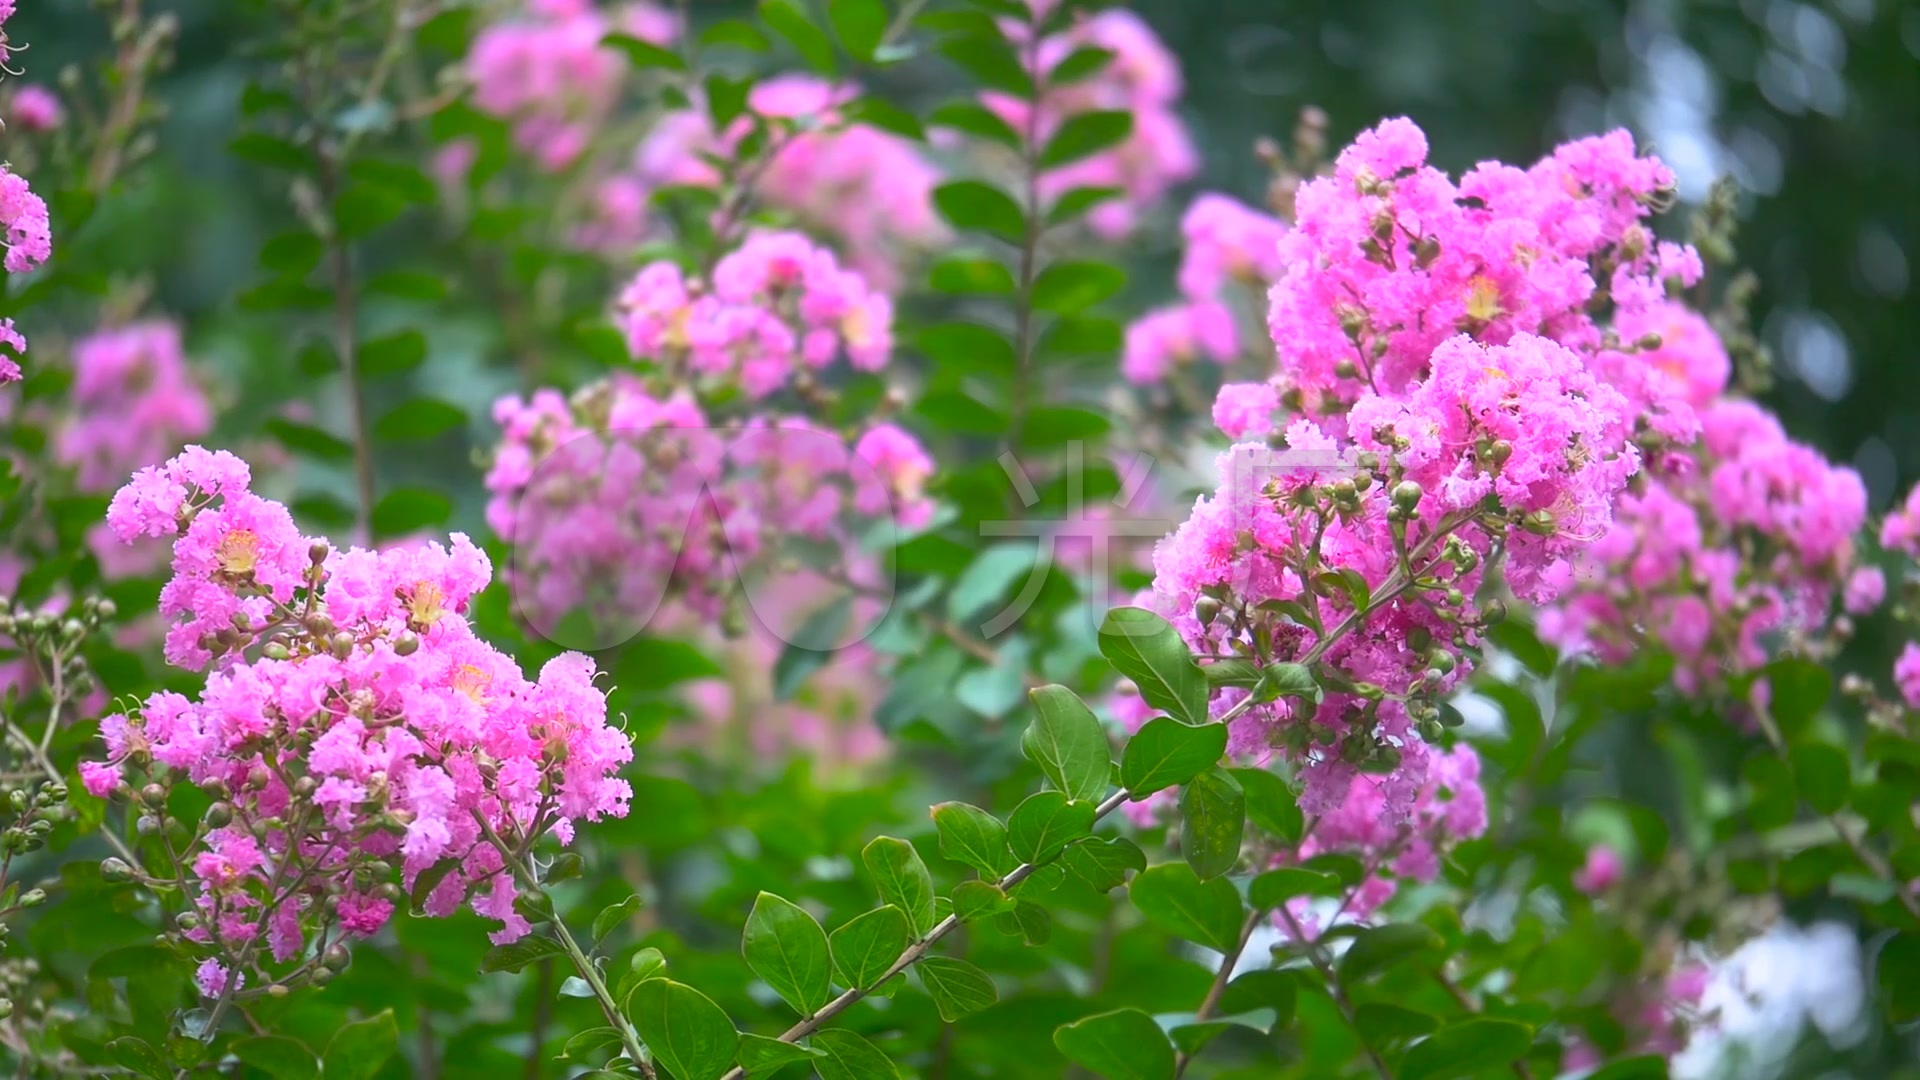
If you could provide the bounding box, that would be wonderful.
[1053,1008,1176,1080]
[1122,717,1227,797]
[863,837,937,937]
[1129,863,1243,952]
[1098,607,1210,725]
[628,980,739,1080]
[1023,685,1113,803]
[743,892,833,1015]
[1180,767,1245,881]
[1007,791,1096,864]
[916,955,998,1022]
[829,905,910,989]
[931,801,1016,878]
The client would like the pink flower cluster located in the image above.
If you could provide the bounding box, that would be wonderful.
[467,0,678,171]
[485,377,932,646]
[1122,194,1287,386]
[600,76,944,287]
[987,9,1197,240]
[88,449,632,994]
[0,2,51,386]
[1142,121,1705,823]
[615,231,892,396]
[58,321,213,491]
[1276,744,1487,937]
[1541,399,1868,694]
[1259,119,1698,435]
[8,84,61,132]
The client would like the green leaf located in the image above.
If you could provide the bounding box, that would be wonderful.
[1122,717,1227,797]
[593,896,642,942]
[1230,767,1303,844]
[334,185,407,239]
[1038,109,1133,168]
[736,1034,825,1078]
[1883,931,1920,1022]
[562,1028,626,1061]
[1129,863,1244,952]
[914,388,1008,434]
[371,487,453,540]
[1400,1018,1535,1080]
[949,542,1038,621]
[1255,662,1321,704]
[603,31,686,70]
[1204,660,1264,688]
[259,232,323,275]
[265,417,353,462]
[367,269,448,300]
[929,100,1022,150]
[1031,261,1125,313]
[373,398,466,441]
[810,1029,900,1080]
[929,256,1016,295]
[700,19,772,52]
[1338,923,1445,983]
[1099,607,1210,725]
[1249,867,1340,910]
[1218,970,1297,1030]
[480,935,565,974]
[346,158,434,203]
[1020,406,1111,449]
[105,1038,169,1079]
[1046,185,1123,227]
[916,956,998,1022]
[1355,1003,1440,1048]
[1023,685,1113,803]
[826,905,907,990]
[356,329,427,376]
[743,892,833,1016]
[1048,45,1115,85]
[1792,742,1851,815]
[862,837,936,937]
[952,879,1014,921]
[937,33,1032,98]
[321,1011,397,1080]
[933,179,1027,243]
[931,801,1015,878]
[1053,1008,1176,1080]
[628,980,739,1080]
[1765,657,1831,737]
[1007,791,1096,864]
[759,0,838,74]
[229,1036,318,1080]
[1063,836,1146,892]
[919,321,1015,378]
[230,132,313,172]
[828,0,888,60]
[1181,767,1246,881]
[843,95,924,140]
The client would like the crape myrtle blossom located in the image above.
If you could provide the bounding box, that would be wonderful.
[8,84,62,131]
[1143,120,1707,828]
[58,321,213,492]
[1124,195,1286,389]
[1274,744,1488,939]
[0,0,52,384]
[484,377,934,648]
[465,0,679,171]
[615,231,892,399]
[986,8,1197,240]
[88,448,632,995]
[604,75,945,287]
[1540,400,1869,695]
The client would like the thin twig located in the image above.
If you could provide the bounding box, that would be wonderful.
[1174,908,1262,1078]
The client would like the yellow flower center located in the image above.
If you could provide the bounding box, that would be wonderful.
[451,664,491,703]
[1464,276,1505,324]
[407,581,446,629]
[217,530,260,576]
